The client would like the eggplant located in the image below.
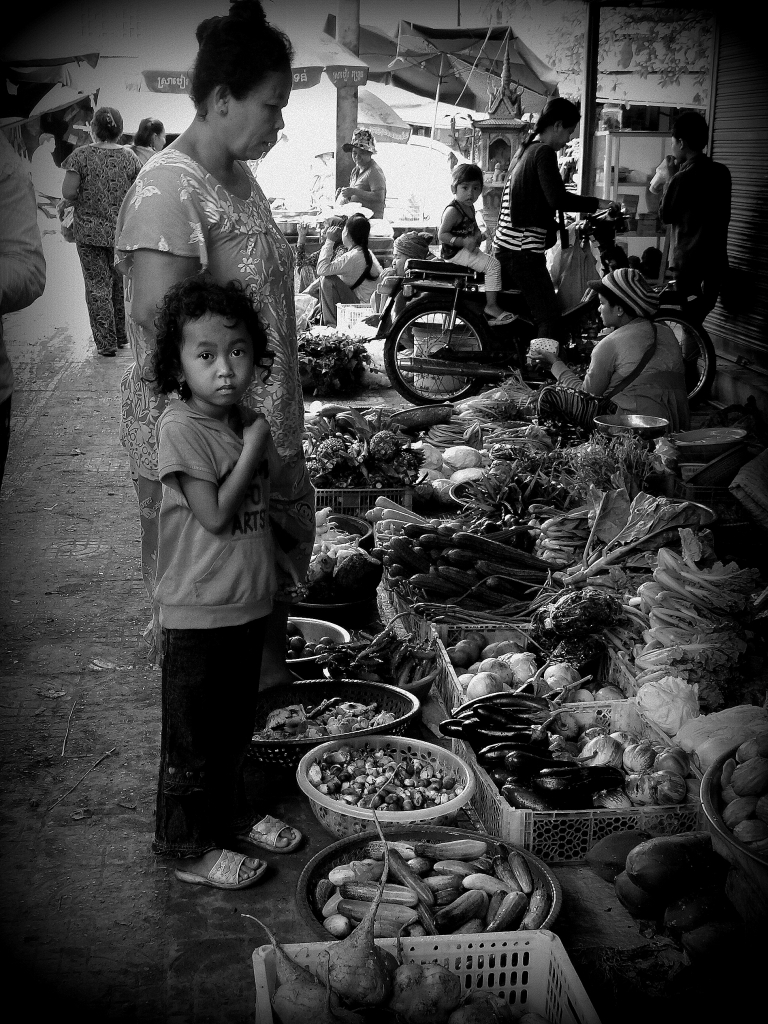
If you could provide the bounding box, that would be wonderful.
[503,749,558,773]
[477,741,544,764]
[501,782,558,812]
[472,704,543,729]
[489,768,515,787]
[452,692,552,717]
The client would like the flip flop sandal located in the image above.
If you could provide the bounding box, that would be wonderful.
[237,813,303,853]
[174,850,267,890]
[485,312,516,326]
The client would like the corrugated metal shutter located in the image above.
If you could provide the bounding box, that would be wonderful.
[706,20,768,376]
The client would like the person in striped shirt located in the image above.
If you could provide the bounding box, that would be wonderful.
[493,98,613,340]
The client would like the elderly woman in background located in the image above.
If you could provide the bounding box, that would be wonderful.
[115,0,314,685]
[127,118,166,166]
[373,230,434,321]
[538,267,690,431]
[61,107,141,356]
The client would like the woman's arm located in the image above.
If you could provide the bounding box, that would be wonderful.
[580,338,615,396]
[535,147,606,214]
[128,249,200,335]
[61,170,80,202]
[315,240,363,280]
[176,416,271,534]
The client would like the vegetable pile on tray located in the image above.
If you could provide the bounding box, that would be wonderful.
[317,618,440,695]
[253,700,396,741]
[305,744,466,811]
[313,836,552,940]
[715,735,768,856]
[305,506,383,603]
[304,405,423,489]
[440,691,698,812]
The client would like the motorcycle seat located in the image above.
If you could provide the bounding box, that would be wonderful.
[404,258,480,280]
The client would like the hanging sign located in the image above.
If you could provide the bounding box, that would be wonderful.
[141,71,190,94]
[291,66,324,89]
[326,65,368,88]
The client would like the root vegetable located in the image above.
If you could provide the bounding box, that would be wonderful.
[243,915,362,1024]
[388,962,462,1024]
[448,992,516,1022]
[316,811,399,1008]
[465,673,509,700]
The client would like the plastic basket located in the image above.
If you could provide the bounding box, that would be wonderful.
[453,700,704,863]
[315,486,413,516]
[295,824,562,939]
[337,302,374,332]
[253,929,602,1024]
[248,681,419,769]
[295,734,476,838]
[607,646,640,698]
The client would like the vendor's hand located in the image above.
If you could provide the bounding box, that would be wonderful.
[538,348,560,366]
[337,187,355,201]
[665,154,679,175]
[297,222,309,243]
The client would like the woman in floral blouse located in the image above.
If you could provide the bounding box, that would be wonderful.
[115,0,314,678]
[62,107,141,355]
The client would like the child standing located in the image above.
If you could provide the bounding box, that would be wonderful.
[150,275,302,891]
[438,163,515,326]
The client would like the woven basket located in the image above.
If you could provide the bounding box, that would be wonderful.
[248,681,419,769]
[296,734,475,838]
[296,824,562,939]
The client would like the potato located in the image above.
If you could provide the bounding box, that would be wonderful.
[447,645,473,669]
[481,640,522,658]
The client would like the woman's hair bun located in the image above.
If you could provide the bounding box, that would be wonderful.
[195,16,221,46]
[229,0,268,28]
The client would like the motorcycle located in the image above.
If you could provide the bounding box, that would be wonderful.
[373,207,715,406]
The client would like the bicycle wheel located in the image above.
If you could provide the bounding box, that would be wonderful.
[383,299,490,405]
[654,313,716,404]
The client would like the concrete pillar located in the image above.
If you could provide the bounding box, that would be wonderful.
[577,1,600,196]
[335,0,360,193]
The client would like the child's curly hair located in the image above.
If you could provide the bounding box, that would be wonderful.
[150,274,273,399]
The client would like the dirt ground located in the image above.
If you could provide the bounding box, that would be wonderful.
[1,227,763,1024]
[0,227,405,1023]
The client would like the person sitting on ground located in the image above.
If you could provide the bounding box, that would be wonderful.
[336,128,386,219]
[438,162,515,326]
[294,218,345,293]
[126,117,166,166]
[537,267,690,432]
[372,230,434,320]
[150,274,303,891]
[314,211,381,327]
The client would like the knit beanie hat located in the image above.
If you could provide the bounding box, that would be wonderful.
[393,231,433,260]
[587,267,658,319]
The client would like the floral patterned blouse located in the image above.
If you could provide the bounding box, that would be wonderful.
[114,149,314,548]
[62,144,141,246]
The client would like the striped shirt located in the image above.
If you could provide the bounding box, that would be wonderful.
[494,180,547,252]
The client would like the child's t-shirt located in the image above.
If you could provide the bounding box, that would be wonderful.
[155,403,278,629]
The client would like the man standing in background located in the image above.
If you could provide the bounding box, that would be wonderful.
[0,133,47,489]
[656,111,732,324]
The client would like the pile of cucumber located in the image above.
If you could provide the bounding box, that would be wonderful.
[314,837,553,939]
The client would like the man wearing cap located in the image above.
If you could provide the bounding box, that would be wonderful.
[538,267,690,431]
[337,128,387,219]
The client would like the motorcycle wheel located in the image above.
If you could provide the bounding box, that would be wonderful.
[383,299,491,405]
[654,313,717,405]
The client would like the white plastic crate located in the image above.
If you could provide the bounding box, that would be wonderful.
[315,486,413,516]
[434,626,530,710]
[253,930,602,1024]
[337,302,373,333]
[453,700,704,863]
[607,646,640,697]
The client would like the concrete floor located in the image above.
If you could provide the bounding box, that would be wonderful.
[1,229,761,1024]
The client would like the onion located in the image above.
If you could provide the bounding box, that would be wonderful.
[578,734,624,768]
[389,962,463,1023]
[499,652,537,684]
[609,731,636,750]
[594,685,624,701]
[593,789,633,809]
[570,688,595,703]
[650,769,688,805]
[622,740,657,773]
[465,673,510,700]
[543,663,580,689]
[475,658,516,686]
[653,746,690,776]
[625,772,656,805]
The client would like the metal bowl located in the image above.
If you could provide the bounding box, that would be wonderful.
[594,413,670,440]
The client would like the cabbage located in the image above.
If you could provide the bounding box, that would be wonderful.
[499,652,537,684]
[442,445,483,473]
[636,676,700,736]
[465,673,510,700]
[578,735,624,768]
[420,442,444,471]
[431,478,457,505]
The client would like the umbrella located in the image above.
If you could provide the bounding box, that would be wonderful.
[0,51,99,125]
[290,31,369,91]
[324,16,557,112]
[357,87,410,145]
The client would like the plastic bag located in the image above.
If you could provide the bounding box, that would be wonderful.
[550,229,598,312]
[636,675,699,736]
[295,292,318,332]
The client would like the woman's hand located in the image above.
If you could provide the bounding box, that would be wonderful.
[325,225,342,243]
[538,348,560,366]
[297,221,309,244]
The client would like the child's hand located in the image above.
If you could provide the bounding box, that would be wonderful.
[464,235,479,253]
[242,414,271,451]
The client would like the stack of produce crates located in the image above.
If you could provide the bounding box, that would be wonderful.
[314,486,413,516]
